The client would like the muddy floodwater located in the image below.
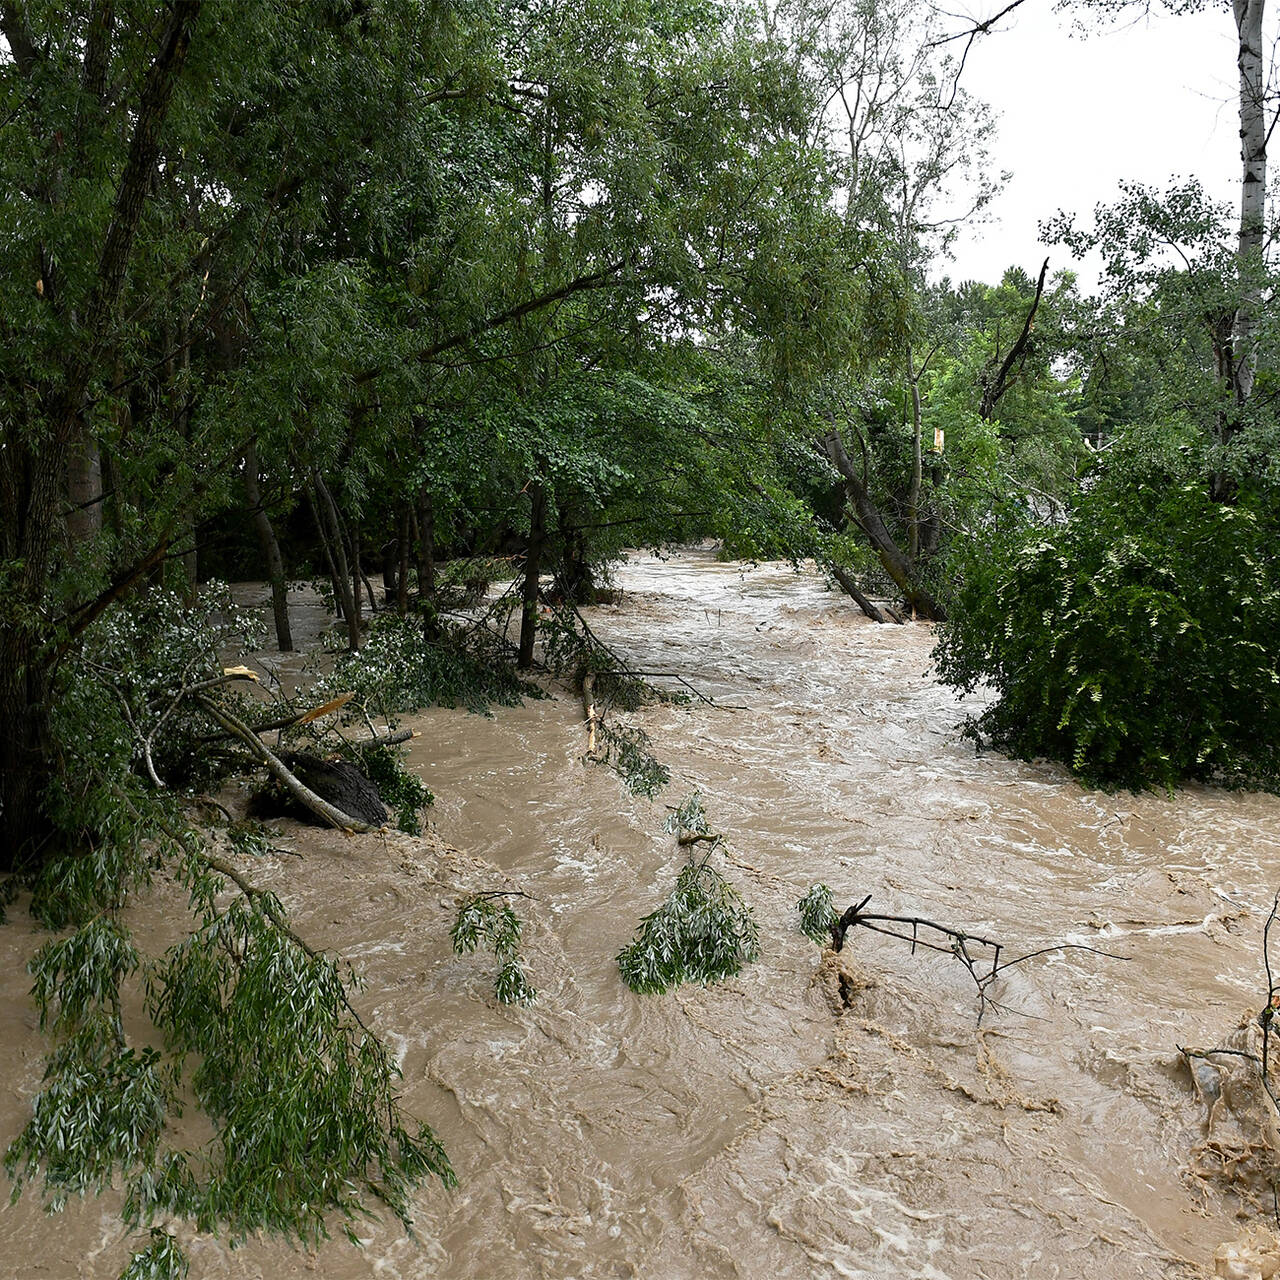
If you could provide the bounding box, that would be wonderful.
[4,549,1280,1278]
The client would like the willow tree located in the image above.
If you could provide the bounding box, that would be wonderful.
[0,5,472,1274]
[948,0,1269,422]
[776,0,1002,621]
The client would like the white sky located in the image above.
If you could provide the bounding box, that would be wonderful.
[942,1,1244,288]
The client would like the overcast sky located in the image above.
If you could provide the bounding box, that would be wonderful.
[942,1,1245,288]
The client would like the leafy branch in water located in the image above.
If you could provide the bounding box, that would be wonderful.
[451,892,537,1006]
[796,883,836,943]
[118,1230,189,1280]
[664,791,710,837]
[7,593,457,1278]
[6,823,456,1274]
[545,603,678,798]
[350,741,434,836]
[617,795,759,994]
[592,722,670,799]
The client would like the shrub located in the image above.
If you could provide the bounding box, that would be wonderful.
[934,456,1280,791]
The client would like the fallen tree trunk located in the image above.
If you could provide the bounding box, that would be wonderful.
[829,565,902,625]
[196,696,379,831]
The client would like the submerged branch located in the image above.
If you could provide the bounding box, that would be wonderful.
[831,894,1129,1023]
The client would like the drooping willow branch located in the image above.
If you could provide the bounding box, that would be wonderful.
[831,894,1128,1022]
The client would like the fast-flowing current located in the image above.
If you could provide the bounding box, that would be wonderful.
[3,549,1279,1278]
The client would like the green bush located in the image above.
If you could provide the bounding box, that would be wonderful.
[934,455,1280,791]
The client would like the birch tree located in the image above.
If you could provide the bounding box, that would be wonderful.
[943,0,1273,417]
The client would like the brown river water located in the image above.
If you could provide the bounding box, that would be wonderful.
[3,549,1280,1278]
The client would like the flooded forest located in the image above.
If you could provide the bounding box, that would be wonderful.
[2,2,1280,1278]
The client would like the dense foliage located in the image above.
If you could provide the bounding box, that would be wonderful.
[935,442,1280,790]
[617,860,761,993]
[4,600,454,1278]
[4,0,1279,1271]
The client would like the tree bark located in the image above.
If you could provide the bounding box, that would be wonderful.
[244,441,293,651]
[313,472,360,649]
[1232,0,1265,409]
[518,480,546,668]
[819,429,945,621]
[830,564,899,624]
[906,347,923,564]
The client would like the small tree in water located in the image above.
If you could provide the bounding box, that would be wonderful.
[451,893,537,1006]
[617,794,760,994]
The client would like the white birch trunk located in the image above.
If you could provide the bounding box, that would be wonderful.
[1233,0,1266,405]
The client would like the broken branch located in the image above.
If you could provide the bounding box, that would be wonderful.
[195,695,376,833]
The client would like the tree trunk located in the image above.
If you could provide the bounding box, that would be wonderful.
[829,564,899,624]
[305,482,345,622]
[415,486,436,608]
[65,417,103,545]
[396,508,410,615]
[518,479,546,668]
[244,441,293,651]
[350,528,365,624]
[313,472,360,649]
[906,347,923,564]
[1232,0,1265,409]
[381,535,399,605]
[819,428,945,621]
